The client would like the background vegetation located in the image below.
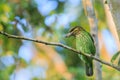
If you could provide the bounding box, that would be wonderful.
[0,0,120,80]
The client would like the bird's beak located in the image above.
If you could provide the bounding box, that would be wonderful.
[65,32,72,38]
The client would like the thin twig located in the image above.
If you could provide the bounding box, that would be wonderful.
[0,31,120,71]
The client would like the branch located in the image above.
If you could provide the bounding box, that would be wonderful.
[109,0,120,40]
[0,31,120,71]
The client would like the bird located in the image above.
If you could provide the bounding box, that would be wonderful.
[65,26,96,76]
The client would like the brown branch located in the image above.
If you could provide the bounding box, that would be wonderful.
[0,31,120,71]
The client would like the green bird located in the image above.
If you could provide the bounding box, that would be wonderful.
[65,26,96,76]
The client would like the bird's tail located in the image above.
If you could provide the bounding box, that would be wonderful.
[85,62,93,76]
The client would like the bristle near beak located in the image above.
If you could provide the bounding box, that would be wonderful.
[65,32,72,38]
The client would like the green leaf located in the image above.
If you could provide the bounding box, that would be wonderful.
[111,51,120,63]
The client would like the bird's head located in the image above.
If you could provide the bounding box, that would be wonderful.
[65,26,84,37]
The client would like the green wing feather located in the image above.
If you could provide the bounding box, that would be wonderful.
[76,30,96,76]
[76,31,96,55]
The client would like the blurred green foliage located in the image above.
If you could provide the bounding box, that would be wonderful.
[0,0,119,80]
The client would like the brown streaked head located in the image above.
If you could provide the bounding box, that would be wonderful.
[65,26,85,38]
